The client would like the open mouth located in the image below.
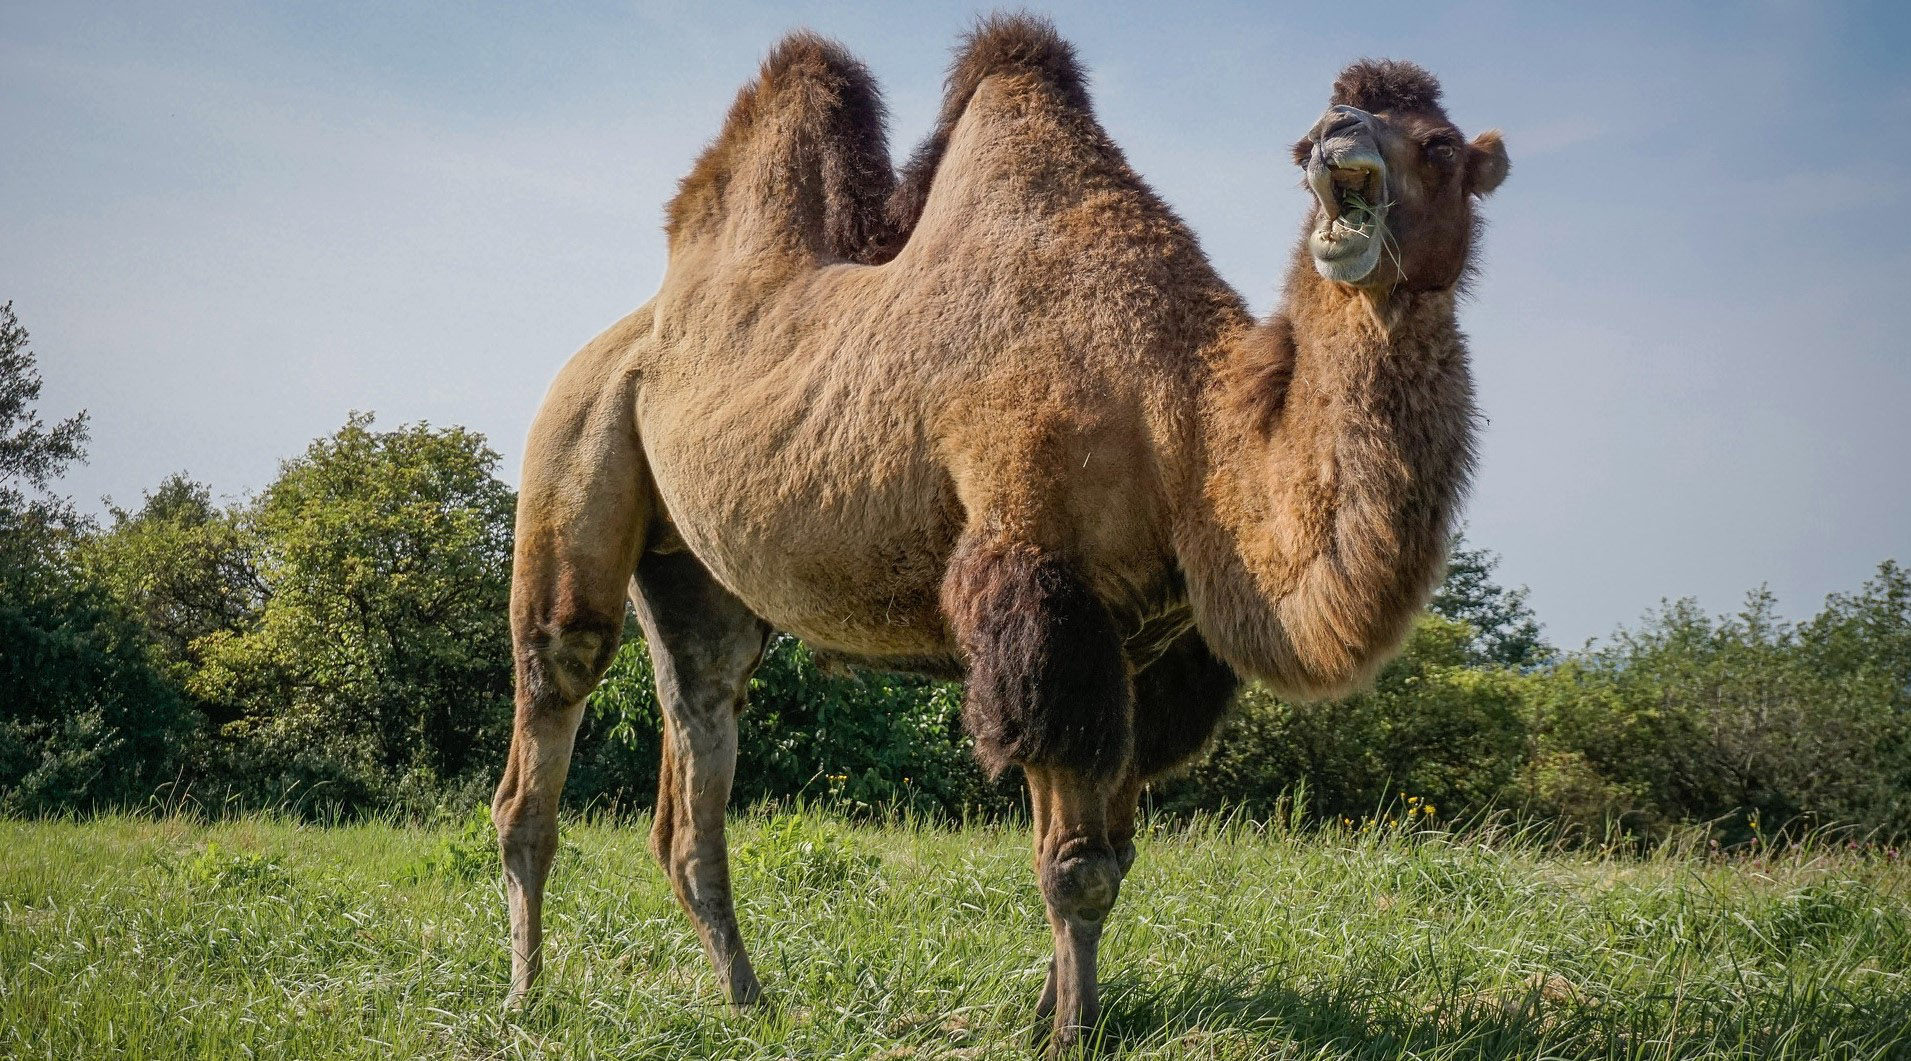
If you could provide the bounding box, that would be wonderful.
[1324,164,1385,236]
[1307,155,1388,281]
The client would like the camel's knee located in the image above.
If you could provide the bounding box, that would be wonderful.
[492,791,558,873]
[941,537,1132,779]
[1041,839,1123,923]
[517,611,623,709]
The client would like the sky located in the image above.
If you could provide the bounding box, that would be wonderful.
[3,0,1907,648]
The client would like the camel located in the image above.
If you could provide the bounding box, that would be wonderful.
[492,15,1508,1051]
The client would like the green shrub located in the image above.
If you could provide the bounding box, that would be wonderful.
[733,812,882,892]
[573,634,1016,821]
[175,841,292,894]
[1159,615,1529,824]
[404,804,501,884]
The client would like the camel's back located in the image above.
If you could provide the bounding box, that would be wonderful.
[627,48,1250,663]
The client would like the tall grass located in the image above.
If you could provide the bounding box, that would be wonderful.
[2,810,1906,1058]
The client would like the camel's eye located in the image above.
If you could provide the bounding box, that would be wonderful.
[1427,141,1458,163]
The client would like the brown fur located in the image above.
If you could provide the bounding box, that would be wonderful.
[1332,58,1449,119]
[883,14,1096,252]
[942,535,1133,778]
[667,32,897,263]
[496,21,1509,1049]
[1129,631,1239,779]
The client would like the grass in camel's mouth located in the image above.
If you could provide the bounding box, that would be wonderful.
[1333,189,1386,237]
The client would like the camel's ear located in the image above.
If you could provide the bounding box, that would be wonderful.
[1465,130,1509,196]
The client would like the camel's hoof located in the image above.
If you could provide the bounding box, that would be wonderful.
[1040,1020,1097,1058]
[726,977,765,1012]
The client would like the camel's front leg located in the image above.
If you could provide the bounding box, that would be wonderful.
[1027,765,1127,1050]
[941,534,1134,1053]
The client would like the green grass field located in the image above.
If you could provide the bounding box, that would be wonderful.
[2,812,1907,1059]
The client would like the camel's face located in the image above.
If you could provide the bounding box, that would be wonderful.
[1294,96,1508,290]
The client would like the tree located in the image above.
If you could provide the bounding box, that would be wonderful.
[78,474,263,688]
[0,302,87,516]
[0,303,198,814]
[1430,532,1551,667]
[187,413,517,808]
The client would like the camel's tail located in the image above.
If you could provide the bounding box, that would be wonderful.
[666,32,898,264]
[884,14,1092,245]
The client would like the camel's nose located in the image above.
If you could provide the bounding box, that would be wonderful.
[1295,105,1378,173]
[1305,106,1384,220]
[1316,105,1372,142]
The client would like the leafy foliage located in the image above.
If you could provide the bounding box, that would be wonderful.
[1429,532,1551,667]
[1514,567,1911,843]
[574,634,1011,820]
[78,474,262,686]
[0,305,200,815]
[1161,614,1529,823]
[0,302,87,505]
[185,413,517,812]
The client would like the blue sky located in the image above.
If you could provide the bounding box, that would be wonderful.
[3,1,1907,646]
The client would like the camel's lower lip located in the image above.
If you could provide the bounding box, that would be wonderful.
[1309,224,1383,282]
[1311,220,1373,258]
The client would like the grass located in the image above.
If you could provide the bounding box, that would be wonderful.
[2,811,1908,1059]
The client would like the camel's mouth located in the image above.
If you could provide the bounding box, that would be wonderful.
[1308,153,1389,283]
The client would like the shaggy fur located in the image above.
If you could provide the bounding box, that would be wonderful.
[942,537,1133,779]
[497,20,1510,1050]
[667,32,897,263]
[1130,631,1240,779]
[1332,58,1450,119]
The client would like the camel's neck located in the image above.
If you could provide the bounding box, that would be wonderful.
[1182,252,1477,695]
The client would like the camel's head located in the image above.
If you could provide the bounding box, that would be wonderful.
[1293,60,1509,290]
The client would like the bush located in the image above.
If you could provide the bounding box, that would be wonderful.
[572,634,1016,821]
[1158,615,1529,824]
[1514,571,1911,844]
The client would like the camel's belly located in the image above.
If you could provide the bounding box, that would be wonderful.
[672,505,957,659]
[642,395,960,660]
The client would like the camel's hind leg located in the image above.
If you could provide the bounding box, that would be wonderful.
[631,549,771,1006]
[494,524,639,1009]
[494,340,652,1008]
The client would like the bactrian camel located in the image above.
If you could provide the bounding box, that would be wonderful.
[494,15,1509,1050]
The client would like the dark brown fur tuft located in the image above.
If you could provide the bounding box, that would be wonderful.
[666,31,898,263]
[1129,631,1239,779]
[942,537,1132,780]
[1331,59,1448,119]
[882,13,1092,253]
